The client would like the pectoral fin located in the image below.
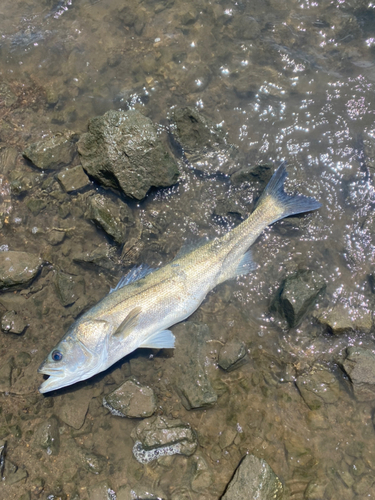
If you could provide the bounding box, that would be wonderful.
[113,307,142,340]
[139,330,175,349]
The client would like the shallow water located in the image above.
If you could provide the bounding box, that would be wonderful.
[1,0,375,498]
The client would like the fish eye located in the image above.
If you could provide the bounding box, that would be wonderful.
[52,350,63,362]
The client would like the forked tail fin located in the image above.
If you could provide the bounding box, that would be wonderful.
[256,163,321,222]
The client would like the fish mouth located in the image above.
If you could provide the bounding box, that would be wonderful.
[38,363,70,394]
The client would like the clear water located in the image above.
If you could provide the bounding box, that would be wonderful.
[1,0,375,498]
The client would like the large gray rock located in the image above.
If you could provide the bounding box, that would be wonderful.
[221,454,284,500]
[103,378,157,418]
[296,366,341,410]
[271,270,326,328]
[0,251,43,290]
[87,193,133,244]
[23,132,77,170]
[131,415,197,464]
[77,109,179,200]
[342,347,375,401]
[174,322,218,409]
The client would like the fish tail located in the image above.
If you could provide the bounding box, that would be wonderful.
[256,163,321,222]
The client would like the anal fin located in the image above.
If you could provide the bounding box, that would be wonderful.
[139,330,175,349]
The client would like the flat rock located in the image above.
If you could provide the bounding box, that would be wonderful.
[54,271,85,307]
[221,454,283,500]
[78,109,179,200]
[342,347,375,401]
[1,310,27,334]
[218,340,247,371]
[271,270,326,328]
[87,193,133,244]
[103,378,157,418]
[173,322,218,410]
[296,366,341,410]
[23,132,77,170]
[54,386,93,429]
[315,303,373,335]
[34,416,60,455]
[131,415,197,464]
[57,165,90,192]
[0,251,43,290]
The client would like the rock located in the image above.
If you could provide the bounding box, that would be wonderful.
[78,448,107,474]
[296,366,341,410]
[88,481,116,500]
[2,459,28,486]
[0,359,12,392]
[54,386,93,429]
[46,229,66,246]
[26,198,47,216]
[230,164,273,187]
[170,107,226,154]
[219,428,237,450]
[34,416,60,455]
[87,193,133,244]
[271,270,326,327]
[116,484,164,500]
[77,109,179,200]
[0,83,17,107]
[131,415,197,464]
[174,322,218,410]
[73,242,119,271]
[54,271,84,307]
[0,251,43,290]
[315,303,372,335]
[221,454,284,500]
[218,340,247,371]
[191,455,212,492]
[304,479,328,499]
[1,310,27,334]
[342,347,375,401]
[23,132,77,171]
[103,377,157,418]
[57,165,90,192]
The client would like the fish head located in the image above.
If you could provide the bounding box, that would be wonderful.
[38,319,112,393]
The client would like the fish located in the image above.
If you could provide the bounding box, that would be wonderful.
[38,164,321,393]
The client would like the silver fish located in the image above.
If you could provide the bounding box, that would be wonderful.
[38,165,321,393]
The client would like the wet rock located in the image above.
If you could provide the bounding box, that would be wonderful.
[221,454,284,500]
[191,455,212,492]
[9,168,42,195]
[78,448,107,474]
[304,479,328,499]
[54,386,93,429]
[219,428,237,450]
[315,303,372,335]
[19,492,31,500]
[0,359,12,392]
[0,83,17,107]
[54,271,84,307]
[230,164,273,187]
[117,484,163,500]
[170,107,226,154]
[78,109,179,200]
[296,366,341,410]
[1,310,27,334]
[87,193,133,244]
[218,340,248,371]
[2,459,28,486]
[57,165,90,193]
[271,270,326,328]
[103,377,157,418]
[0,251,43,290]
[131,415,197,464]
[34,416,60,455]
[88,481,116,500]
[46,229,66,246]
[73,242,119,271]
[23,132,77,171]
[26,198,47,216]
[174,322,217,409]
[342,347,375,401]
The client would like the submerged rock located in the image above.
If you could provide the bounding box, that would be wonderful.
[87,193,133,244]
[0,251,43,290]
[131,415,197,464]
[78,109,179,200]
[174,322,218,409]
[34,416,60,455]
[23,132,77,170]
[296,366,341,410]
[221,454,284,500]
[54,271,84,307]
[2,458,28,486]
[315,303,372,335]
[57,165,90,192]
[342,347,375,401]
[218,340,248,371]
[116,484,163,500]
[271,270,326,328]
[0,359,12,392]
[73,242,119,271]
[54,386,93,430]
[1,310,27,334]
[88,481,116,500]
[103,378,157,418]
